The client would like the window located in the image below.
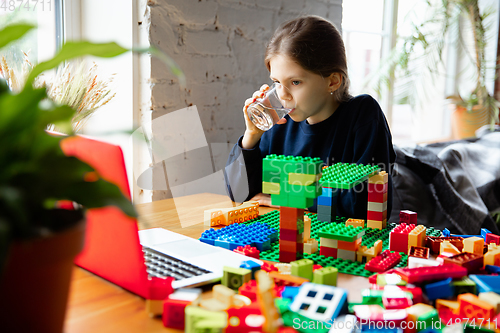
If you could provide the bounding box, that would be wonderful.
[0,0,62,89]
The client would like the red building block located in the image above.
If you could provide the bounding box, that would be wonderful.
[367,210,388,221]
[279,206,304,229]
[239,280,258,301]
[226,302,264,333]
[371,285,423,304]
[394,263,468,283]
[280,229,302,242]
[260,262,278,273]
[365,250,402,273]
[389,223,416,254]
[319,246,338,258]
[280,250,301,263]
[486,233,500,245]
[458,293,495,320]
[383,296,412,310]
[408,246,430,259]
[399,210,417,224]
[442,252,483,273]
[234,245,260,259]
[368,191,388,203]
[162,298,190,330]
[368,182,388,194]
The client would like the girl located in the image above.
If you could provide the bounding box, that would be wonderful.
[224,15,396,219]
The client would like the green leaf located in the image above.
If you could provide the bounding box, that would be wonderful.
[26,41,129,85]
[0,24,35,49]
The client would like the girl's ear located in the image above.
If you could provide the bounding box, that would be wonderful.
[328,73,342,92]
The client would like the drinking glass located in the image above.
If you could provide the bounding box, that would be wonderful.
[246,83,295,131]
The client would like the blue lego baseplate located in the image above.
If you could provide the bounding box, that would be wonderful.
[199,222,278,252]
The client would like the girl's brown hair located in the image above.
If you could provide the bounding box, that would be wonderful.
[265,15,351,103]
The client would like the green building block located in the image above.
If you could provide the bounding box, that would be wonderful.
[289,173,320,186]
[271,193,288,207]
[185,306,227,333]
[452,276,477,295]
[222,266,251,290]
[317,224,365,242]
[319,163,379,189]
[286,195,315,209]
[263,169,280,183]
[416,309,440,333]
[263,155,323,175]
[283,182,322,199]
[312,267,338,286]
[291,259,314,281]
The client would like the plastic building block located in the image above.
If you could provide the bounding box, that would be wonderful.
[424,278,454,301]
[352,304,407,326]
[240,260,261,279]
[312,267,338,286]
[399,210,417,224]
[291,259,314,281]
[204,201,259,227]
[463,237,485,255]
[289,283,348,323]
[269,271,309,287]
[337,249,357,261]
[486,233,500,245]
[263,154,323,175]
[200,284,237,311]
[222,266,251,290]
[200,222,277,251]
[318,224,365,242]
[383,295,412,310]
[357,240,383,263]
[281,286,301,300]
[368,171,389,185]
[406,304,440,333]
[443,252,483,273]
[481,228,492,240]
[338,238,362,252]
[458,293,495,320]
[346,218,366,228]
[408,246,430,259]
[435,299,460,314]
[184,306,227,333]
[234,245,260,259]
[289,172,322,186]
[469,275,500,293]
[226,302,264,333]
[263,181,281,195]
[485,264,500,274]
[304,239,318,254]
[319,163,379,189]
[238,280,258,301]
[394,263,468,283]
[260,262,278,273]
[440,240,462,255]
[478,292,500,313]
[408,225,427,250]
[484,248,500,266]
[163,298,191,330]
[426,236,464,254]
[451,276,477,296]
[319,246,338,258]
[255,270,281,333]
[304,215,312,241]
[367,219,387,230]
[365,250,402,273]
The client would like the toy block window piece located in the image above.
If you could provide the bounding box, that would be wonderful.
[399,210,417,224]
[319,163,380,189]
[486,233,500,245]
[291,259,314,281]
[478,292,500,314]
[185,306,228,333]
[367,219,387,230]
[442,252,483,273]
[458,293,495,320]
[289,283,348,323]
[365,250,402,273]
[263,181,281,195]
[337,249,357,261]
[440,241,462,256]
[463,237,485,255]
[304,239,319,254]
[408,246,430,259]
[312,267,338,286]
[222,266,252,290]
[346,218,365,228]
[469,275,500,294]
[395,263,468,283]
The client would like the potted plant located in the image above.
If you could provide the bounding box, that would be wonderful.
[0,24,136,333]
[366,0,499,139]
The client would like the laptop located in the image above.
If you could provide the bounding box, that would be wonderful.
[61,135,262,297]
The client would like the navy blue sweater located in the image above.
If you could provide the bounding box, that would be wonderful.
[224,94,396,219]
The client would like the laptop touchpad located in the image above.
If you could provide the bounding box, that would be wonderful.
[153,239,221,258]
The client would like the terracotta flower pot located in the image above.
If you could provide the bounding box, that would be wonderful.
[0,212,86,333]
[451,104,489,139]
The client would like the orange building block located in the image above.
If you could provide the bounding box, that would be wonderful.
[356,240,383,263]
[346,218,365,228]
[436,299,460,315]
[338,238,362,251]
[458,293,495,320]
[268,271,309,287]
[484,248,500,266]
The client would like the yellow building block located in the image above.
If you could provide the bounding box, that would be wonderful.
[479,292,500,314]
[200,284,236,311]
[368,171,388,184]
[463,237,485,255]
[440,240,461,255]
[346,218,365,228]
[408,225,426,250]
[263,181,280,195]
[484,248,500,266]
[304,239,318,254]
[288,173,321,186]
[356,240,383,263]
[367,219,387,230]
[304,215,312,241]
[320,237,338,248]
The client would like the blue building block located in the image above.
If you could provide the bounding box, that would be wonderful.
[469,275,500,293]
[281,286,300,301]
[485,265,500,274]
[442,228,450,237]
[482,228,492,240]
[240,260,261,280]
[424,278,454,300]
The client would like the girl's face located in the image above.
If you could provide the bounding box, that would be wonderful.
[269,55,341,125]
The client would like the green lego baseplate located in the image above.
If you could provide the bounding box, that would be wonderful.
[263,154,324,176]
[319,163,380,189]
[240,210,442,278]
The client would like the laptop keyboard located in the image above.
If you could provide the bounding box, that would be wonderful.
[142,246,212,281]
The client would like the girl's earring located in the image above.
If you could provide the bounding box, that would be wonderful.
[330,91,333,95]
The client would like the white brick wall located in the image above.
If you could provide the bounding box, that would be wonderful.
[148,0,343,200]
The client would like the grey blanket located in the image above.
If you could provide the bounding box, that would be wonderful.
[389,131,500,235]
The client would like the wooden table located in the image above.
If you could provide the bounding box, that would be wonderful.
[64,193,369,332]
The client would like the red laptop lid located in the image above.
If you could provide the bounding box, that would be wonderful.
[60,136,171,299]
